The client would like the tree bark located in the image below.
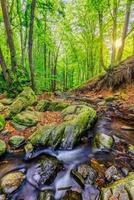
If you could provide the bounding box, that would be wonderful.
[0,47,11,84]
[116,0,132,63]
[28,0,36,91]
[1,0,17,71]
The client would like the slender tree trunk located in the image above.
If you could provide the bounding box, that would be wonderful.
[1,0,17,71]
[28,0,36,91]
[116,0,132,63]
[0,47,11,84]
[44,13,47,87]
[111,0,118,67]
[98,12,107,71]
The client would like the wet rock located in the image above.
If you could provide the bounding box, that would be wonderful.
[72,164,97,187]
[0,194,6,200]
[105,166,121,182]
[38,190,55,200]
[24,142,34,159]
[36,100,68,112]
[101,172,134,200]
[0,103,4,112]
[93,133,114,150]
[0,140,6,156]
[12,110,39,127]
[29,105,97,149]
[62,191,82,200]
[128,144,134,155]
[27,156,61,188]
[0,171,25,194]
[0,98,13,105]
[0,115,5,131]
[7,87,37,119]
[9,135,25,148]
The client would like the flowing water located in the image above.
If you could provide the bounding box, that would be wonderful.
[0,117,134,200]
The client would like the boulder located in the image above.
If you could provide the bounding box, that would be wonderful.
[0,140,6,156]
[62,191,82,200]
[36,100,69,112]
[0,98,13,105]
[38,190,55,200]
[12,110,39,127]
[101,172,134,200]
[29,105,97,149]
[93,133,114,150]
[0,171,25,194]
[0,103,4,112]
[105,166,122,182]
[0,115,5,131]
[9,135,25,148]
[7,87,37,118]
[27,156,61,189]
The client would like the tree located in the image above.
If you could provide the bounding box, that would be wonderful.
[28,0,36,90]
[1,0,17,71]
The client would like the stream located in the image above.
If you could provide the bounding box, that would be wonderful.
[0,116,134,200]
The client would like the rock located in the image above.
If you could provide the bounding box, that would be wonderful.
[72,164,97,187]
[105,166,121,182]
[121,125,134,131]
[93,133,114,150]
[0,115,5,131]
[104,96,117,102]
[128,144,134,155]
[0,103,4,112]
[38,190,55,200]
[0,171,25,194]
[0,194,6,200]
[12,110,39,127]
[62,191,82,200]
[29,105,97,149]
[7,87,37,118]
[27,156,61,188]
[24,142,34,159]
[0,140,6,156]
[101,172,134,200]
[36,100,69,112]
[9,135,25,148]
[0,98,13,105]
[10,121,27,131]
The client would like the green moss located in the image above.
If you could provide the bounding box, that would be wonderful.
[0,114,6,131]
[93,133,114,150]
[9,135,25,148]
[0,140,6,156]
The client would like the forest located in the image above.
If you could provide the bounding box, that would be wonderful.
[0,0,134,200]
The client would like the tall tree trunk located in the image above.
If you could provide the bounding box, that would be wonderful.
[111,0,118,67]
[98,12,107,71]
[116,0,132,63]
[0,47,11,84]
[28,0,36,91]
[1,0,17,71]
[44,13,47,87]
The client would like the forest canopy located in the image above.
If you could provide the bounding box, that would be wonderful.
[0,0,134,93]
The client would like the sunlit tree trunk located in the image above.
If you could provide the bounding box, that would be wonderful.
[28,0,36,91]
[1,0,17,71]
[111,0,118,67]
[116,0,132,63]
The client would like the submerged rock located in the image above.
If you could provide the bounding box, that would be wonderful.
[36,100,69,112]
[12,110,39,127]
[0,171,25,194]
[0,115,5,131]
[101,172,134,200]
[93,133,114,150]
[27,156,61,188]
[72,164,97,187]
[62,191,82,200]
[9,135,25,148]
[38,190,55,200]
[0,140,6,156]
[29,105,97,149]
[7,87,37,118]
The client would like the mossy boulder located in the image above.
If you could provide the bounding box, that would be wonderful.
[0,140,6,156]
[29,105,97,149]
[93,133,114,150]
[36,100,69,112]
[101,172,134,200]
[12,110,39,127]
[0,115,6,131]
[0,103,4,112]
[62,191,82,200]
[0,98,13,105]
[9,135,25,148]
[0,171,25,194]
[7,87,37,119]
[128,144,134,155]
